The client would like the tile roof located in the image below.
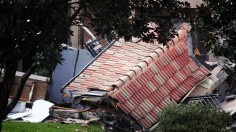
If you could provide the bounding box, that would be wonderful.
[63,39,159,93]
[63,29,210,129]
[108,30,209,128]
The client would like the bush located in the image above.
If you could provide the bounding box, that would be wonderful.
[157,104,232,132]
[34,68,50,77]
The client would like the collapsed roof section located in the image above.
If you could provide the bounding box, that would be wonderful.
[108,30,210,128]
[62,29,210,129]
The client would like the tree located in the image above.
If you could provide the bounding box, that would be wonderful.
[1,0,235,131]
[157,104,232,132]
[194,0,236,61]
[0,0,71,130]
[71,0,236,60]
[0,1,189,130]
[70,0,190,44]
[193,0,236,91]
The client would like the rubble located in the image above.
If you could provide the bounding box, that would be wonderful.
[8,97,28,113]
[7,112,31,120]
[220,96,236,115]
[55,28,236,131]
[6,28,236,131]
[62,117,99,126]
[7,51,236,131]
[7,98,101,127]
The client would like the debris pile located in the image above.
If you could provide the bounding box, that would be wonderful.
[6,28,236,131]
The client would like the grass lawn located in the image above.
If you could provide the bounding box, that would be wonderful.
[2,121,104,132]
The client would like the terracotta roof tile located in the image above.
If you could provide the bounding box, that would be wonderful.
[64,29,210,129]
[64,38,158,92]
[106,30,210,128]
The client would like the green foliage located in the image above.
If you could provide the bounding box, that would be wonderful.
[74,0,190,44]
[34,68,50,77]
[157,104,232,132]
[194,0,236,61]
[0,0,72,129]
[0,0,71,72]
[2,121,103,132]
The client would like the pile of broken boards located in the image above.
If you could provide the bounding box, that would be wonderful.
[6,99,100,126]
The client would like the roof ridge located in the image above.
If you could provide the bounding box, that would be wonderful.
[108,30,187,93]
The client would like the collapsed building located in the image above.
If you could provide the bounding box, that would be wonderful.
[7,24,235,131]
[61,28,214,131]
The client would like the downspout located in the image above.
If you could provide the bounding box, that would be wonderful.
[187,30,194,57]
[80,24,100,45]
[80,24,97,41]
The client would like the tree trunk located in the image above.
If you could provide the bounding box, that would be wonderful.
[5,63,36,114]
[0,62,36,131]
[0,60,18,131]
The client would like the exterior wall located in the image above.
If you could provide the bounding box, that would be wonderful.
[10,71,50,102]
[70,25,80,48]
[68,0,100,49]
[208,54,218,62]
[179,0,203,8]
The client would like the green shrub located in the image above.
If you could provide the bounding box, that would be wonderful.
[157,104,232,132]
[34,68,50,77]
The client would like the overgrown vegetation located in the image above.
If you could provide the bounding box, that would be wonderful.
[157,104,232,132]
[2,121,103,132]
